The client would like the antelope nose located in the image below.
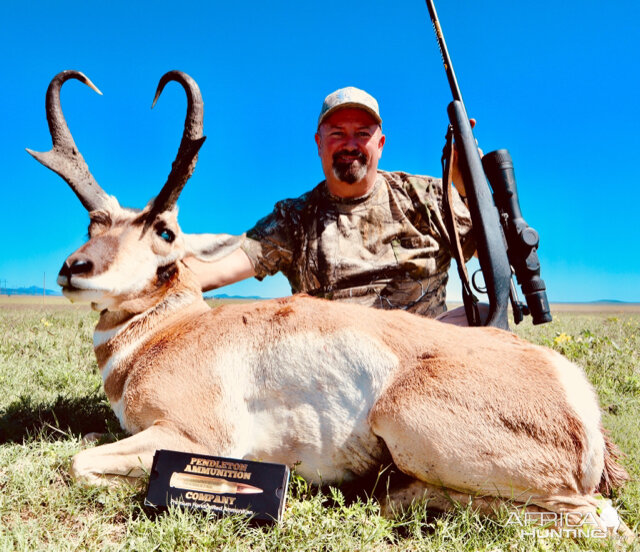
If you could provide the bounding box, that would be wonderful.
[59,259,93,278]
[69,259,93,275]
[58,261,71,279]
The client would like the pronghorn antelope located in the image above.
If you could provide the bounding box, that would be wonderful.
[29,70,630,535]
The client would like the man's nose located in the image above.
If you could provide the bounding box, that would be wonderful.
[344,134,360,150]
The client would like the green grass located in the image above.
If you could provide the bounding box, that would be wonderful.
[1,305,638,551]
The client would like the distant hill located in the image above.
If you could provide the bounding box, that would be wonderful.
[206,292,266,300]
[2,286,62,296]
[3,286,634,304]
[3,287,265,300]
[553,300,637,305]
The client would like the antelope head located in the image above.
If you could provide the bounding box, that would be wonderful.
[28,70,242,312]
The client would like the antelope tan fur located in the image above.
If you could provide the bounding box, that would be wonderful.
[29,70,631,537]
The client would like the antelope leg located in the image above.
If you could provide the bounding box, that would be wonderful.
[71,421,206,487]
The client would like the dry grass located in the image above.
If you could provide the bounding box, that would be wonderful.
[0,295,257,311]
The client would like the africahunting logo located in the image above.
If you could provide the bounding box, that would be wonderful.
[505,502,621,539]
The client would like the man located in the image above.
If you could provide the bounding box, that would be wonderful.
[186,87,475,320]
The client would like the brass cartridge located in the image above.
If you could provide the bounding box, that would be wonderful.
[169,472,263,495]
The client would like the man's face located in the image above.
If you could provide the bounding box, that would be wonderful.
[315,108,385,185]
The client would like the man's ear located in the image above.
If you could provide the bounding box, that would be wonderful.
[183,233,245,263]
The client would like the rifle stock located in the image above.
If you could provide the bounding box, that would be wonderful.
[447,101,511,329]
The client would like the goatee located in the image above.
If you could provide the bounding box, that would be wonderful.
[332,149,368,184]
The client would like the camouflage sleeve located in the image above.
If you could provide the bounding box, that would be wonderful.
[241,200,295,281]
[403,173,476,262]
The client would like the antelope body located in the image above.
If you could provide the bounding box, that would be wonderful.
[29,70,630,534]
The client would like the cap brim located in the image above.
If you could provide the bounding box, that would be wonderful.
[317,103,382,128]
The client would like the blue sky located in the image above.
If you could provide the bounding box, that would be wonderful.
[1,0,638,302]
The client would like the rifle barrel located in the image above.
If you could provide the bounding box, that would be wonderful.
[425,0,463,104]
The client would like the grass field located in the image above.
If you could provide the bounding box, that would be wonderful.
[0,297,638,551]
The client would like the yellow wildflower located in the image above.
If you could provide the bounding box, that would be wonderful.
[554,332,572,345]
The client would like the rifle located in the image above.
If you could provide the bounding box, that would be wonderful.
[426,0,552,328]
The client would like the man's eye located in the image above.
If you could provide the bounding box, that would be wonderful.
[158,229,175,243]
[357,131,371,138]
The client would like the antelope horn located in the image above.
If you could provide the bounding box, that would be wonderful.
[148,70,206,218]
[26,70,112,212]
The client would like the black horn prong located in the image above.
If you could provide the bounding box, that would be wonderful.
[26,70,112,212]
[148,70,205,218]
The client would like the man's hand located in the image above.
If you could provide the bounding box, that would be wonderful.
[450,119,482,200]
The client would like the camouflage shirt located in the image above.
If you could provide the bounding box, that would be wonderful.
[241,170,475,317]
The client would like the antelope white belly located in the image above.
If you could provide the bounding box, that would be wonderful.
[238,330,398,482]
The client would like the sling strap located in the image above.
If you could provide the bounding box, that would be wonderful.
[441,125,481,326]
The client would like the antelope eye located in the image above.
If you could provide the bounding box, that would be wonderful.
[88,216,108,236]
[158,228,175,243]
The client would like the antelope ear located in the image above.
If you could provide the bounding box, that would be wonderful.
[182,232,246,263]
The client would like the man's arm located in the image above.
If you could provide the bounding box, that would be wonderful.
[184,247,256,292]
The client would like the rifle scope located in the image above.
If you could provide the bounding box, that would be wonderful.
[482,150,552,325]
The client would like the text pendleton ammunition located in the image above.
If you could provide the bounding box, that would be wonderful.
[146,450,290,523]
[169,472,264,495]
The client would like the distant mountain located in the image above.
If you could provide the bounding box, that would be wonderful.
[549,299,639,306]
[4,287,260,300]
[2,286,62,296]
[4,286,633,304]
[206,292,266,300]
[3,287,265,300]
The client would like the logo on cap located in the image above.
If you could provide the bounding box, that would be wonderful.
[317,87,382,128]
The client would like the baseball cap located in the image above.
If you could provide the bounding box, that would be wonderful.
[317,86,382,128]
